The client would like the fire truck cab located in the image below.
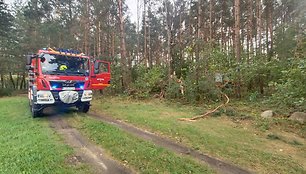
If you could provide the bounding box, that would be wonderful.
[26,48,111,117]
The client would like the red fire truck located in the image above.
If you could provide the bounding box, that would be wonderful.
[26,48,111,117]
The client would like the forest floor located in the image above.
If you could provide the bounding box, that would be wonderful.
[0,96,305,174]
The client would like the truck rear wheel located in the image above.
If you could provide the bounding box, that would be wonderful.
[78,103,90,113]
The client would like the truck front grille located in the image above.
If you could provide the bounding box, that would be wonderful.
[51,90,83,101]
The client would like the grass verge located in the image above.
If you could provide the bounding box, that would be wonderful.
[0,97,90,174]
[68,114,215,174]
[91,96,306,174]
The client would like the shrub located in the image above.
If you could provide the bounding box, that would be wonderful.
[271,59,306,109]
[165,77,181,99]
[131,66,165,98]
[0,88,13,97]
[172,73,220,104]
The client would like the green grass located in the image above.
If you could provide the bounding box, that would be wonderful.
[0,97,90,174]
[92,96,306,174]
[68,114,214,174]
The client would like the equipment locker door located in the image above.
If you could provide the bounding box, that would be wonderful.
[91,60,111,90]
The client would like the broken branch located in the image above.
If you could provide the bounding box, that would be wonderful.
[178,92,230,122]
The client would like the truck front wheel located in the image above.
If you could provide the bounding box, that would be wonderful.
[78,103,90,113]
[31,102,40,118]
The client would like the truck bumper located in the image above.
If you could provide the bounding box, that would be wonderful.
[33,101,91,112]
[32,90,91,112]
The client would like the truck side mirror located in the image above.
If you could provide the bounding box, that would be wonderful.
[26,55,32,65]
[40,57,46,62]
[26,65,34,71]
[38,53,45,62]
[94,62,99,74]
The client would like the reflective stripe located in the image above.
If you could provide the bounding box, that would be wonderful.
[92,84,110,87]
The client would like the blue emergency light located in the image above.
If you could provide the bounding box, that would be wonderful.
[76,82,85,89]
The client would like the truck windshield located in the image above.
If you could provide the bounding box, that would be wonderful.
[41,54,89,76]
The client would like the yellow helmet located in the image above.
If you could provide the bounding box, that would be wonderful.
[59,65,67,71]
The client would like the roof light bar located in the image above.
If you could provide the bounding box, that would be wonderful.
[41,48,85,56]
[56,48,81,54]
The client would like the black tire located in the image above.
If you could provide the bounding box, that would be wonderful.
[78,103,90,113]
[31,102,40,118]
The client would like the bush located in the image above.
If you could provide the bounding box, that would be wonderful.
[130,66,165,98]
[104,63,124,94]
[0,88,13,97]
[237,58,283,96]
[166,72,220,104]
[165,77,181,99]
[271,59,306,109]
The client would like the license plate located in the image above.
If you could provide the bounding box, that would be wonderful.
[62,87,75,91]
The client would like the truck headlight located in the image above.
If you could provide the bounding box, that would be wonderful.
[37,91,55,104]
[81,90,92,102]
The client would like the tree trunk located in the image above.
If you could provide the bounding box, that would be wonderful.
[83,0,90,55]
[136,0,140,64]
[234,0,241,98]
[209,0,214,49]
[164,1,172,84]
[256,0,262,55]
[9,72,15,89]
[20,73,25,90]
[234,0,241,62]
[195,0,202,101]
[221,0,226,51]
[117,0,130,90]
[0,73,4,88]
[196,0,201,63]
[178,10,183,77]
[144,0,147,67]
[268,0,274,60]
[112,31,115,57]
[24,73,27,89]
[247,0,253,62]
[16,73,20,90]
[97,21,102,57]
[148,5,152,68]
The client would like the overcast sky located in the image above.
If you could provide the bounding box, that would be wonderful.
[126,0,138,23]
[4,0,138,23]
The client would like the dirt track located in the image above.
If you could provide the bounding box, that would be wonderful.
[46,106,252,174]
[48,114,132,174]
[88,112,252,174]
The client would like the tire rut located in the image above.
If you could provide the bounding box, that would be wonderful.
[88,112,252,174]
[49,115,133,174]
